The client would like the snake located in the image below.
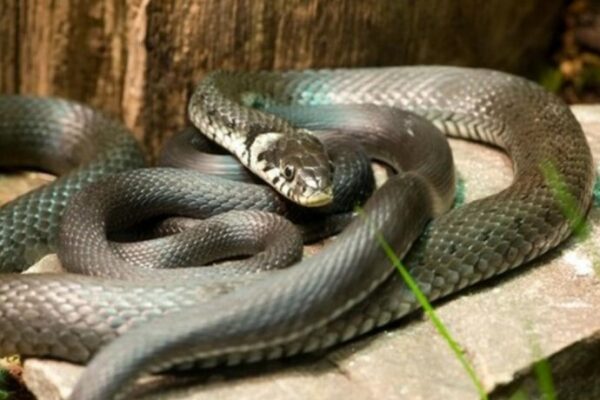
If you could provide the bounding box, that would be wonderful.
[0,66,594,400]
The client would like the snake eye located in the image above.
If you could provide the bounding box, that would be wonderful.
[283,164,295,181]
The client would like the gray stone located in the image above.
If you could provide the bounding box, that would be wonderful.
[13,106,600,399]
[24,255,63,275]
[23,360,80,400]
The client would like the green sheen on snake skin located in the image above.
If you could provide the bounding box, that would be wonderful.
[0,96,146,270]
[0,66,594,400]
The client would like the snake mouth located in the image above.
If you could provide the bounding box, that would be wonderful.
[299,189,334,207]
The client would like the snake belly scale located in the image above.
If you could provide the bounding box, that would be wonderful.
[0,66,595,399]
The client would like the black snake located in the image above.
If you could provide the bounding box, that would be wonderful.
[0,66,595,399]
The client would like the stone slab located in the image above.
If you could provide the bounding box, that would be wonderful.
[7,105,600,399]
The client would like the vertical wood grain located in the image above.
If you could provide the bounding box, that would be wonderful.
[0,0,19,93]
[0,0,566,155]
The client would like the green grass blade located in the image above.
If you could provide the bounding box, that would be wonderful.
[373,232,488,399]
[532,357,555,400]
[526,329,556,400]
[0,368,10,400]
[541,161,599,276]
[354,156,590,399]
[540,161,589,240]
[357,208,487,399]
[509,389,529,400]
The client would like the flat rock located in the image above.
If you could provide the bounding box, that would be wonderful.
[10,105,600,399]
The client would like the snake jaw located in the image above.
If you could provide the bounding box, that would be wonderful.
[298,186,334,207]
[292,164,334,206]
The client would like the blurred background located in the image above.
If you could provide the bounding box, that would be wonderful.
[0,0,598,154]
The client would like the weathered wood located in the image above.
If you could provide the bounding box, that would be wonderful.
[15,0,129,115]
[1,0,566,155]
[0,0,19,93]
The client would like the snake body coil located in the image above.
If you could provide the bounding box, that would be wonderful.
[0,66,595,399]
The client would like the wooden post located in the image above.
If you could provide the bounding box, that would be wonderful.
[0,0,566,156]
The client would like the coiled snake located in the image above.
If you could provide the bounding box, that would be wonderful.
[0,66,595,399]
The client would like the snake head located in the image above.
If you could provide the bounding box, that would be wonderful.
[251,130,334,207]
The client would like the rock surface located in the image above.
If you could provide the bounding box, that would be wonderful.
[5,105,600,399]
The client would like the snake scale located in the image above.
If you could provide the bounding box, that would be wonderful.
[0,66,595,399]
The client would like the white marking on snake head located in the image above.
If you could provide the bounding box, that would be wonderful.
[249,131,333,206]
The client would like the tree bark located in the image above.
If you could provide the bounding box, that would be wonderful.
[0,0,567,156]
